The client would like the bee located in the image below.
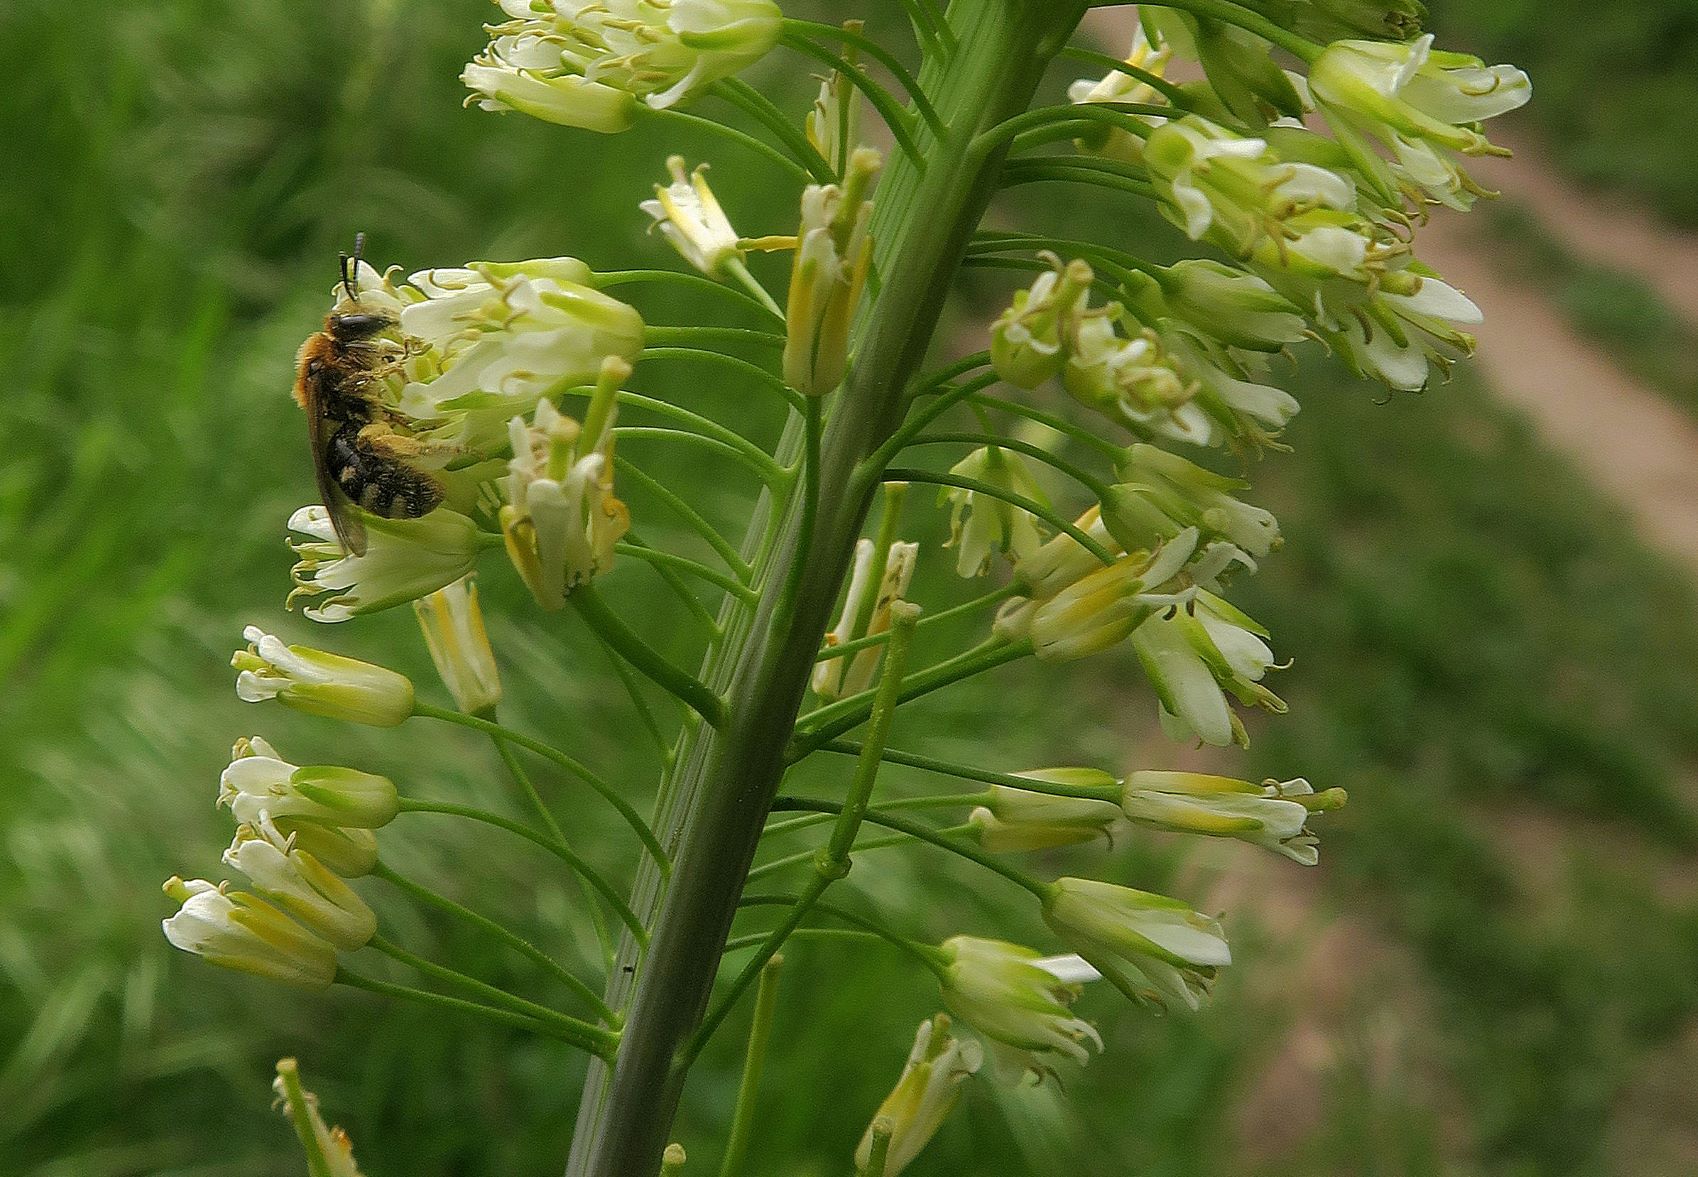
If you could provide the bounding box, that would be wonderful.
[293,234,445,556]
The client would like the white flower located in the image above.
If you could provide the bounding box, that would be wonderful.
[641,156,743,277]
[1102,443,1280,559]
[274,1059,366,1177]
[1043,877,1231,1010]
[287,505,482,623]
[1062,312,1213,446]
[805,66,860,174]
[413,575,502,715]
[784,148,881,396]
[395,259,644,452]
[938,936,1103,1068]
[1010,506,1121,602]
[1311,269,1482,391]
[1121,771,1347,864]
[854,1015,982,1177]
[1067,25,1174,165]
[224,815,378,950]
[463,0,784,130]
[811,539,918,700]
[219,736,401,830]
[1157,259,1306,352]
[969,772,1123,853]
[500,360,631,608]
[1129,593,1285,748]
[990,257,1095,389]
[1026,529,1207,662]
[940,447,1047,578]
[1163,327,1301,447]
[161,877,337,989]
[232,627,415,727]
[1144,115,1355,252]
[1310,34,1531,209]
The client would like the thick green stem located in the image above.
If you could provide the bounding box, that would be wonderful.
[563,9,1090,1174]
[683,606,917,1067]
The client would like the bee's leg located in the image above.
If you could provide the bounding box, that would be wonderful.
[347,425,447,520]
[356,421,465,460]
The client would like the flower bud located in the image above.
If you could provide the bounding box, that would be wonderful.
[1189,14,1305,124]
[1067,26,1174,165]
[1122,771,1346,864]
[274,821,380,878]
[990,258,1094,389]
[1027,529,1204,662]
[287,506,482,624]
[1156,260,1305,352]
[812,539,918,700]
[1042,877,1230,1010]
[940,447,1046,578]
[969,772,1122,852]
[938,936,1102,1067]
[641,157,744,278]
[224,816,378,950]
[413,574,502,715]
[161,877,337,989]
[273,1058,366,1177]
[855,1015,982,1177]
[502,361,632,608]
[1273,0,1427,42]
[233,627,414,727]
[220,737,401,830]
[1104,444,1280,559]
[784,148,881,395]
[1013,507,1121,601]
[463,0,783,130]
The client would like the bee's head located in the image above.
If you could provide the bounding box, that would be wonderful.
[327,310,396,341]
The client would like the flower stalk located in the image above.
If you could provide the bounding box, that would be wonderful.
[565,9,1092,1173]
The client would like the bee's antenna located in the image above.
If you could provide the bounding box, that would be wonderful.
[340,232,367,302]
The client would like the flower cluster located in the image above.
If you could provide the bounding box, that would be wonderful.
[278,255,645,626]
[1063,18,1527,392]
[463,0,783,133]
[162,736,396,987]
[502,360,633,610]
[154,6,1529,1174]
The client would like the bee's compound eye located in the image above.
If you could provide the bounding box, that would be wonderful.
[333,313,391,337]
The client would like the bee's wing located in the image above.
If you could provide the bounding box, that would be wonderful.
[303,365,369,557]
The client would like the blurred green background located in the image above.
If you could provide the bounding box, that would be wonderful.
[5,2,1698,1174]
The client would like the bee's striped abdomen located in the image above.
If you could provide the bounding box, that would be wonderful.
[326,424,445,523]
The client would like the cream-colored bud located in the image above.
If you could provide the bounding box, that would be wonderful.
[232,627,414,727]
[413,575,502,715]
